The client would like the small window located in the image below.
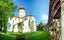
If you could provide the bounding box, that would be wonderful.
[51,29,54,31]
[20,11,22,13]
[13,21,14,23]
[25,18,27,20]
[15,19,17,21]
[22,23,24,26]
[8,23,11,30]
[15,19,16,20]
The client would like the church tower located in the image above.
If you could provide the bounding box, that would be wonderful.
[19,6,25,17]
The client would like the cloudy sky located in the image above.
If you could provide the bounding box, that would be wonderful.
[12,0,49,24]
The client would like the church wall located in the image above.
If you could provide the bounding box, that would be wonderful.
[7,15,36,33]
[13,24,18,32]
[61,0,64,40]
[22,19,29,33]
[32,17,36,31]
[29,16,36,32]
[33,19,36,31]
[19,18,22,22]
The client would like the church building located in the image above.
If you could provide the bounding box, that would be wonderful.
[7,6,36,33]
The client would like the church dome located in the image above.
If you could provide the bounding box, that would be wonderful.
[19,6,25,10]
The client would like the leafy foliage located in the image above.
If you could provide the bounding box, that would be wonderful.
[37,22,44,30]
[0,0,17,31]
[38,22,43,27]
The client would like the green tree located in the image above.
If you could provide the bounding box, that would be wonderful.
[37,22,44,31]
[0,0,17,32]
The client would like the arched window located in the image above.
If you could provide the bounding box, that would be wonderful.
[8,23,11,30]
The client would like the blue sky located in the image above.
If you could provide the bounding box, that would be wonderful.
[12,0,50,24]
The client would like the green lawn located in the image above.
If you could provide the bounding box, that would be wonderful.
[0,34,16,40]
[0,31,51,40]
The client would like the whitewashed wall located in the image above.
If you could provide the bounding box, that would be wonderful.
[61,1,64,40]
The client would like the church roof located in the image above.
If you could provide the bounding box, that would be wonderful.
[27,14,32,16]
[14,16,20,18]
[14,14,33,19]
[19,6,25,10]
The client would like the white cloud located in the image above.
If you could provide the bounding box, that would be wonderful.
[40,14,48,23]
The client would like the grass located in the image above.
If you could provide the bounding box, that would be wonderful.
[25,31,51,40]
[0,31,51,40]
[0,34,16,40]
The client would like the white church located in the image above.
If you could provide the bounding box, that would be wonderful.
[7,6,36,33]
